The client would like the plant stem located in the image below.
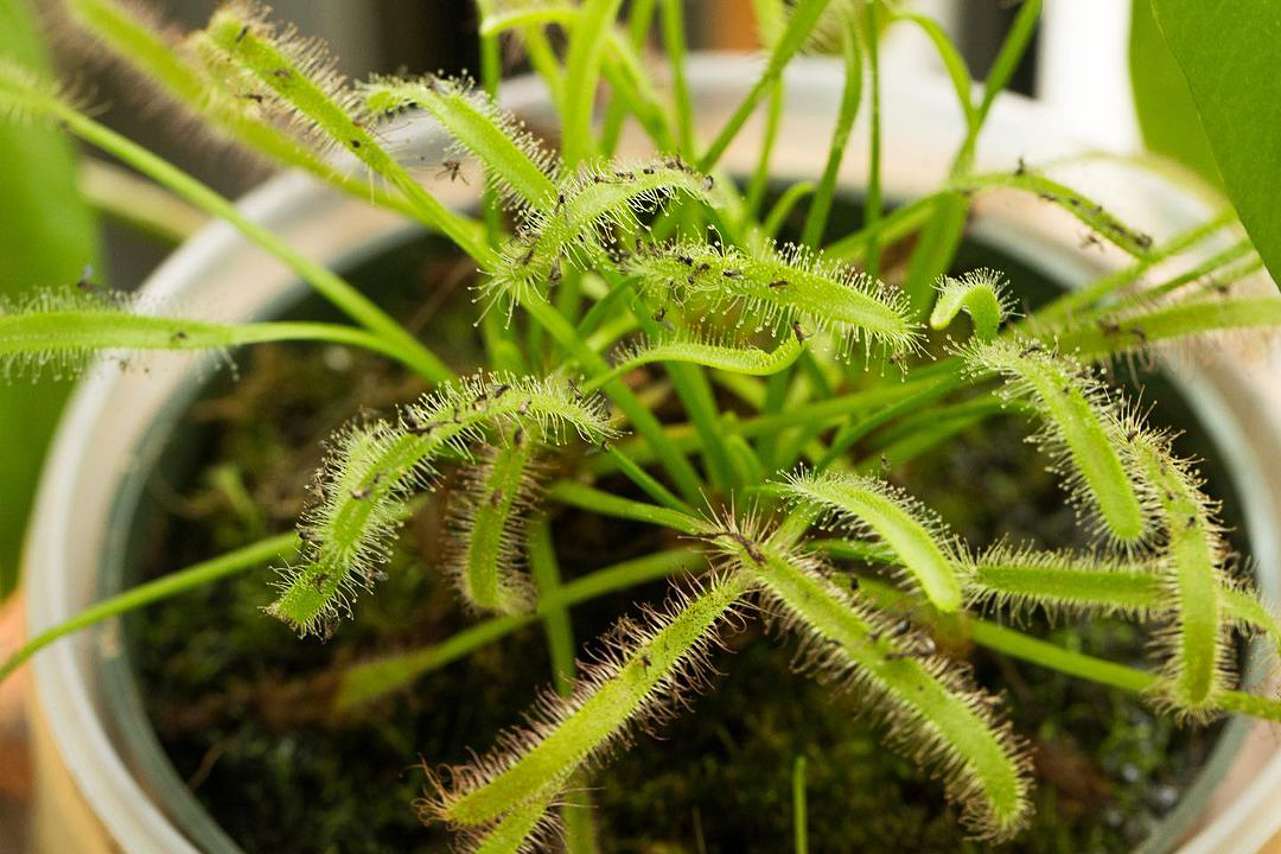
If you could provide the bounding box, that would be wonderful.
[561,0,623,165]
[901,0,1043,315]
[527,518,600,853]
[528,517,578,694]
[207,15,491,265]
[607,446,698,515]
[52,105,451,382]
[520,290,705,501]
[0,532,297,683]
[332,547,707,711]
[601,0,664,154]
[78,158,205,243]
[697,0,835,172]
[762,181,816,239]
[859,1,882,280]
[793,755,809,854]
[799,11,862,248]
[660,0,696,158]
[546,480,708,536]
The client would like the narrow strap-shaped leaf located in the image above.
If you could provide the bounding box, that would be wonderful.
[957,171,1154,259]
[963,340,1151,546]
[482,159,711,308]
[890,11,975,129]
[1132,431,1234,718]
[270,374,613,636]
[832,536,1280,647]
[0,61,449,382]
[799,7,861,247]
[0,287,414,378]
[560,0,622,165]
[968,544,1163,619]
[719,534,1030,840]
[204,5,490,264]
[584,334,804,393]
[468,792,556,854]
[448,441,541,615]
[64,0,420,218]
[1060,297,1281,358]
[429,571,752,826]
[363,76,559,212]
[627,240,919,359]
[784,470,967,612]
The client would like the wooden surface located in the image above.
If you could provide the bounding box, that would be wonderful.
[1,593,31,851]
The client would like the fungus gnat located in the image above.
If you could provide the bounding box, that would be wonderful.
[438,159,467,184]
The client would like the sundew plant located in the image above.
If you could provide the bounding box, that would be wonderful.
[5,0,1281,848]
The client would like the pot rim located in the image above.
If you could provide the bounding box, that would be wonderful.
[24,53,1281,853]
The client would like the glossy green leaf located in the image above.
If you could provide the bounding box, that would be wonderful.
[1149,0,1281,290]
[1128,0,1221,187]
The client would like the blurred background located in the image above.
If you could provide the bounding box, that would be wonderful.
[0,0,1173,848]
[36,0,1142,299]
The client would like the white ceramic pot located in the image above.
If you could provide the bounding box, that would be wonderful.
[24,54,1281,852]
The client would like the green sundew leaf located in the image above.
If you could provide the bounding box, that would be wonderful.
[269,374,613,636]
[430,572,753,827]
[726,536,1030,840]
[1149,0,1281,291]
[1127,0,1221,187]
[964,340,1150,546]
[626,240,918,359]
[66,0,340,187]
[482,158,711,306]
[66,0,199,97]
[958,171,1155,259]
[1060,297,1281,359]
[799,9,861,248]
[1222,584,1281,662]
[967,544,1281,653]
[448,441,540,615]
[1131,431,1234,718]
[0,287,401,379]
[0,0,99,597]
[470,792,556,854]
[967,544,1163,620]
[0,285,431,378]
[784,470,966,612]
[586,333,804,393]
[204,4,489,263]
[363,75,559,212]
[929,269,1011,341]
